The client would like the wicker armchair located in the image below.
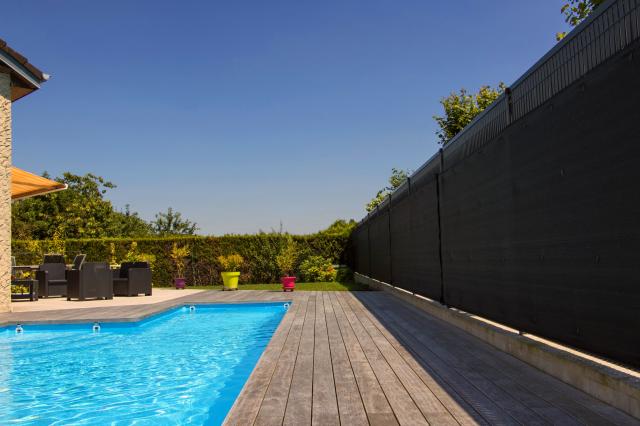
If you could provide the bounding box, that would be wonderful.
[36,263,68,297]
[112,262,152,296]
[67,262,113,301]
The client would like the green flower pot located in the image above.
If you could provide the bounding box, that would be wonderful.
[221,271,240,291]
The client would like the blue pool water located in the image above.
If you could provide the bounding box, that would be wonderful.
[0,302,288,425]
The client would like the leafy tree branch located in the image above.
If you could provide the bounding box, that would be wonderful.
[556,0,604,40]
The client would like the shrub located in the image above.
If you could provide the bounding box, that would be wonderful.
[299,256,337,282]
[217,254,244,272]
[335,265,354,283]
[121,241,156,267]
[275,235,297,277]
[11,234,348,286]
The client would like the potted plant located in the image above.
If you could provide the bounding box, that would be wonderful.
[218,254,244,291]
[170,243,190,289]
[276,236,298,291]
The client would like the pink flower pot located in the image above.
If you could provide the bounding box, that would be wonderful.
[174,278,186,289]
[281,276,296,292]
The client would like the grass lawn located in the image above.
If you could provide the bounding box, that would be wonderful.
[190,281,370,291]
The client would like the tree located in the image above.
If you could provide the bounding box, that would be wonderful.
[110,205,152,238]
[11,172,151,239]
[557,1,604,41]
[433,83,505,145]
[366,168,411,212]
[12,172,199,240]
[12,172,156,239]
[151,207,198,235]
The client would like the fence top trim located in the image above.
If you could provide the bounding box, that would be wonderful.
[510,0,617,90]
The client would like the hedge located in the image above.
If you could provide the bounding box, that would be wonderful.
[11,235,349,287]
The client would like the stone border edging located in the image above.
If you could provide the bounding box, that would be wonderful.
[355,273,640,419]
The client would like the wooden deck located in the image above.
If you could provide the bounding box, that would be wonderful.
[224,291,638,426]
[1,290,637,425]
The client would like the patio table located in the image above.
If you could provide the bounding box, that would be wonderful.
[13,265,39,272]
[11,279,38,301]
[15,264,77,271]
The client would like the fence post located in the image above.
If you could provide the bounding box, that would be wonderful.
[436,148,446,305]
[388,193,393,286]
[366,213,372,278]
[505,87,513,125]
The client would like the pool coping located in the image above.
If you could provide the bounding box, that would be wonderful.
[0,291,294,326]
[0,301,293,332]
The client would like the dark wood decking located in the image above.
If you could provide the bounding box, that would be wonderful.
[1,290,637,425]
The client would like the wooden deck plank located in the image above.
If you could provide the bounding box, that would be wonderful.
[283,293,315,425]
[340,294,487,426]
[253,294,310,425]
[359,292,638,426]
[223,294,304,425]
[339,292,463,426]
[350,293,551,426]
[328,292,400,426]
[358,294,589,425]
[334,293,430,426]
[311,292,340,425]
[356,292,640,426]
[352,293,522,426]
[322,292,369,426]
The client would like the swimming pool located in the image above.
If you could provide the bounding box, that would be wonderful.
[0,302,289,425]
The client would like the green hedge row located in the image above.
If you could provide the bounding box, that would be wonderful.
[11,235,349,287]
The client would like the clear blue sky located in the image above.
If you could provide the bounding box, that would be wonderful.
[5,1,570,235]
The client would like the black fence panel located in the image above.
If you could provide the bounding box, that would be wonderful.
[407,177,442,300]
[368,207,391,284]
[349,0,640,367]
[441,42,640,365]
[390,190,412,289]
[352,224,370,277]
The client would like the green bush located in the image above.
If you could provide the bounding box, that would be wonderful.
[122,241,156,269]
[335,265,354,283]
[299,256,337,282]
[11,234,348,287]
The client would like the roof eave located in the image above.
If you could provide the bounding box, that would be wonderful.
[0,49,47,101]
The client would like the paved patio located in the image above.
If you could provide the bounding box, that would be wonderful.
[9,288,206,313]
[1,290,637,425]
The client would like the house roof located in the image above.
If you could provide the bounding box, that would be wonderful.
[0,38,48,101]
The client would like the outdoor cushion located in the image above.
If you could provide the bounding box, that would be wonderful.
[37,263,68,297]
[113,262,152,296]
[39,263,66,280]
[67,262,113,301]
[43,254,65,264]
[120,262,149,278]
